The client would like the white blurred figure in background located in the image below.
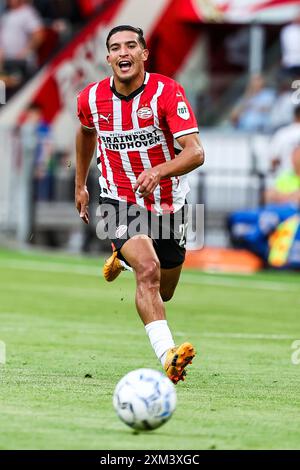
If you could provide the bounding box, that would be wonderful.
[280,10,300,79]
[0,0,44,97]
[268,104,300,175]
[230,74,276,133]
[269,78,295,132]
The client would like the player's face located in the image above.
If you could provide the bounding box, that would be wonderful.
[107,31,149,83]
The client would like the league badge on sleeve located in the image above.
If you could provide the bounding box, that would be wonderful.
[177,101,190,120]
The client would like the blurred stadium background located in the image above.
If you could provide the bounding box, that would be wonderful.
[1,0,300,451]
[1,0,300,266]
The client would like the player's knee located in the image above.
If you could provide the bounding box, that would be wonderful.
[136,259,160,285]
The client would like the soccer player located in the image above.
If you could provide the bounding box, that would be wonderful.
[75,25,204,383]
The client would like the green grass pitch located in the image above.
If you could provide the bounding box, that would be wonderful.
[0,248,300,450]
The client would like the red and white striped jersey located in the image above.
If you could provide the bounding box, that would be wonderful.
[77,72,199,214]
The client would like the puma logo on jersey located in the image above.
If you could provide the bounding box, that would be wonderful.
[99,114,111,123]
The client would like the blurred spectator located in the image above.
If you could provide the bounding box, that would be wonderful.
[33,0,82,24]
[21,102,61,246]
[0,0,44,97]
[33,0,82,44]
[265,145,300,206]
[280,11,300,80]
[21,103,54,201]
[225,27,249,68]
[0,69,21,88]
[269,78,295,132]
[230,74,276,133]
[31,1,86,64]
[269,104,300,174]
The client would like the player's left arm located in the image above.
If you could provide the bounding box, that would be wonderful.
[134,133,204,198]
[159,132,204,177]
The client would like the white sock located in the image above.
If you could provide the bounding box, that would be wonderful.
[145,320,175,367]
[120,260,133,272]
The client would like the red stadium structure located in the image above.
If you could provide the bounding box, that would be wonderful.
[1,0,299,127]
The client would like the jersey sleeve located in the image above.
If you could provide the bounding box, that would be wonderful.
[77,86,95,129]
[162,81,199,139]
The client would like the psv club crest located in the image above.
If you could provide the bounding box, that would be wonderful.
[137,106,153,119]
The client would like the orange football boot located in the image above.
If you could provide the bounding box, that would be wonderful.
[103,247,125,282]
[164,342,195,384]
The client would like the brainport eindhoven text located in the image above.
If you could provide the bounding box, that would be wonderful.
[101,129,161,151]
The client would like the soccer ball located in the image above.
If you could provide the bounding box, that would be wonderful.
[113,368,177,431]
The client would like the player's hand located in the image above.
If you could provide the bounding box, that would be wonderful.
[75,185,89,224]
[133,168,161,198]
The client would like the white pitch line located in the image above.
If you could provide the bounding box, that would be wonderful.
[0,312,295,341]
[0,259,298,292]
[176,331,297,341]
[0,259,101,276]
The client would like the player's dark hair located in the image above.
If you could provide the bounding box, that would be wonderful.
[106,25,147,50]
[294,104,300,120]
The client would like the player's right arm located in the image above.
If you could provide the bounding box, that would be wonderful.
[75,126,97,224]
[75,86,97,224]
